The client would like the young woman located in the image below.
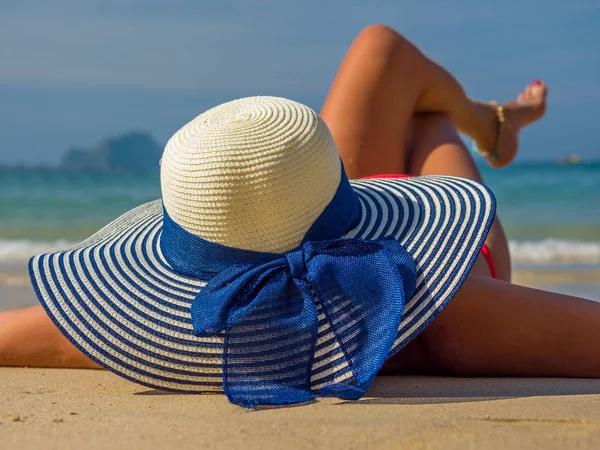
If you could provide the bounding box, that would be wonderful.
[2,25,598,381]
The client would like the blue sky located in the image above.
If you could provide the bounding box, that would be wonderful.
[1,0,599,165]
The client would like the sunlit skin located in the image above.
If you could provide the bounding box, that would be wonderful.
[5,25,600,381]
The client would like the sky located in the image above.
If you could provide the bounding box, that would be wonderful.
[1,0,599,165]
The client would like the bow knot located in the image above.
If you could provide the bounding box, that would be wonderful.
[285,247,306,280]
[190,237,416,408]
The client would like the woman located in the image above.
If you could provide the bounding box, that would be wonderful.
[2,25,597,382]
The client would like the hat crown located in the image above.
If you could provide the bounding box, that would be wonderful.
[160,96,342,253]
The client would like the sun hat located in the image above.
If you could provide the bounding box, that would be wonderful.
[29,96,495,408]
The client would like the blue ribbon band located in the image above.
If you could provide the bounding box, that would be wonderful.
[161,166,361,279]
[160,165,417,407]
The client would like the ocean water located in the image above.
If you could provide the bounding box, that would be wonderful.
[0,163,599,267]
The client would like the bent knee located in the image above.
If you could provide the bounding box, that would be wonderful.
[357,24,401,42]
[352,24,408,57]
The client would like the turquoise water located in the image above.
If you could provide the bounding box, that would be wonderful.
[1,163,599,264]
[481,162,600,241]
[0,169,159,241]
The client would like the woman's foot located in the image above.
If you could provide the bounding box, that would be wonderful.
[473,80,548,168]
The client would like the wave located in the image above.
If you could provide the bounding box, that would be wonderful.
[2,238,600,265]
[509,239,600,264]
[0,239,77,262]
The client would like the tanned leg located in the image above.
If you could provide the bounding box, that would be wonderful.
[417,275,600,378]
[321,26,513,281]
[321,25,547,173]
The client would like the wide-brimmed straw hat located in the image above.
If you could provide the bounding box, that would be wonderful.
[30,96,495,408]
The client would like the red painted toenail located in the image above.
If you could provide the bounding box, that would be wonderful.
[532,80,542,86]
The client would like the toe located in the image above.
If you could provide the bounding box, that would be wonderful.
[529,80,548,99]
[518,80,547,106]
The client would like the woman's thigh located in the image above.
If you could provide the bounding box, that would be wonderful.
[320,27,422,178]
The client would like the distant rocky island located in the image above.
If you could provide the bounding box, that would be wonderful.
[60,131,163,174]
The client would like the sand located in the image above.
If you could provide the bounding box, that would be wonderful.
[2,266,600,449]
[3,369,600,449]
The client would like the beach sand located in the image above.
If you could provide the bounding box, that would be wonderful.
[2,265,600,448]
[4,369,600,449]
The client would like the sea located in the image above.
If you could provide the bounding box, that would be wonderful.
[1,162,599,302]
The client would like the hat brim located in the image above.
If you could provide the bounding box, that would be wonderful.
[29,176,495,392]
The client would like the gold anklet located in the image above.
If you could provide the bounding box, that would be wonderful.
[472,101,504,161]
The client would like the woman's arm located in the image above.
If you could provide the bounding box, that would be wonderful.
[0,306,101,369]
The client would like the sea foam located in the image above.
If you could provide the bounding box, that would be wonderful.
[2,238,600,265]
[509,239,600,264]
[0,239,77,262]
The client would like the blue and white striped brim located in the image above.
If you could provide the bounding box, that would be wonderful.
[29,175,495,393]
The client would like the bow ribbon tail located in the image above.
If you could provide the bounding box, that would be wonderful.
[191,260,319,408]
[303,238,416,400]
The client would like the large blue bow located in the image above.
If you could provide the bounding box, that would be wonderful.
[190,238,416,408]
